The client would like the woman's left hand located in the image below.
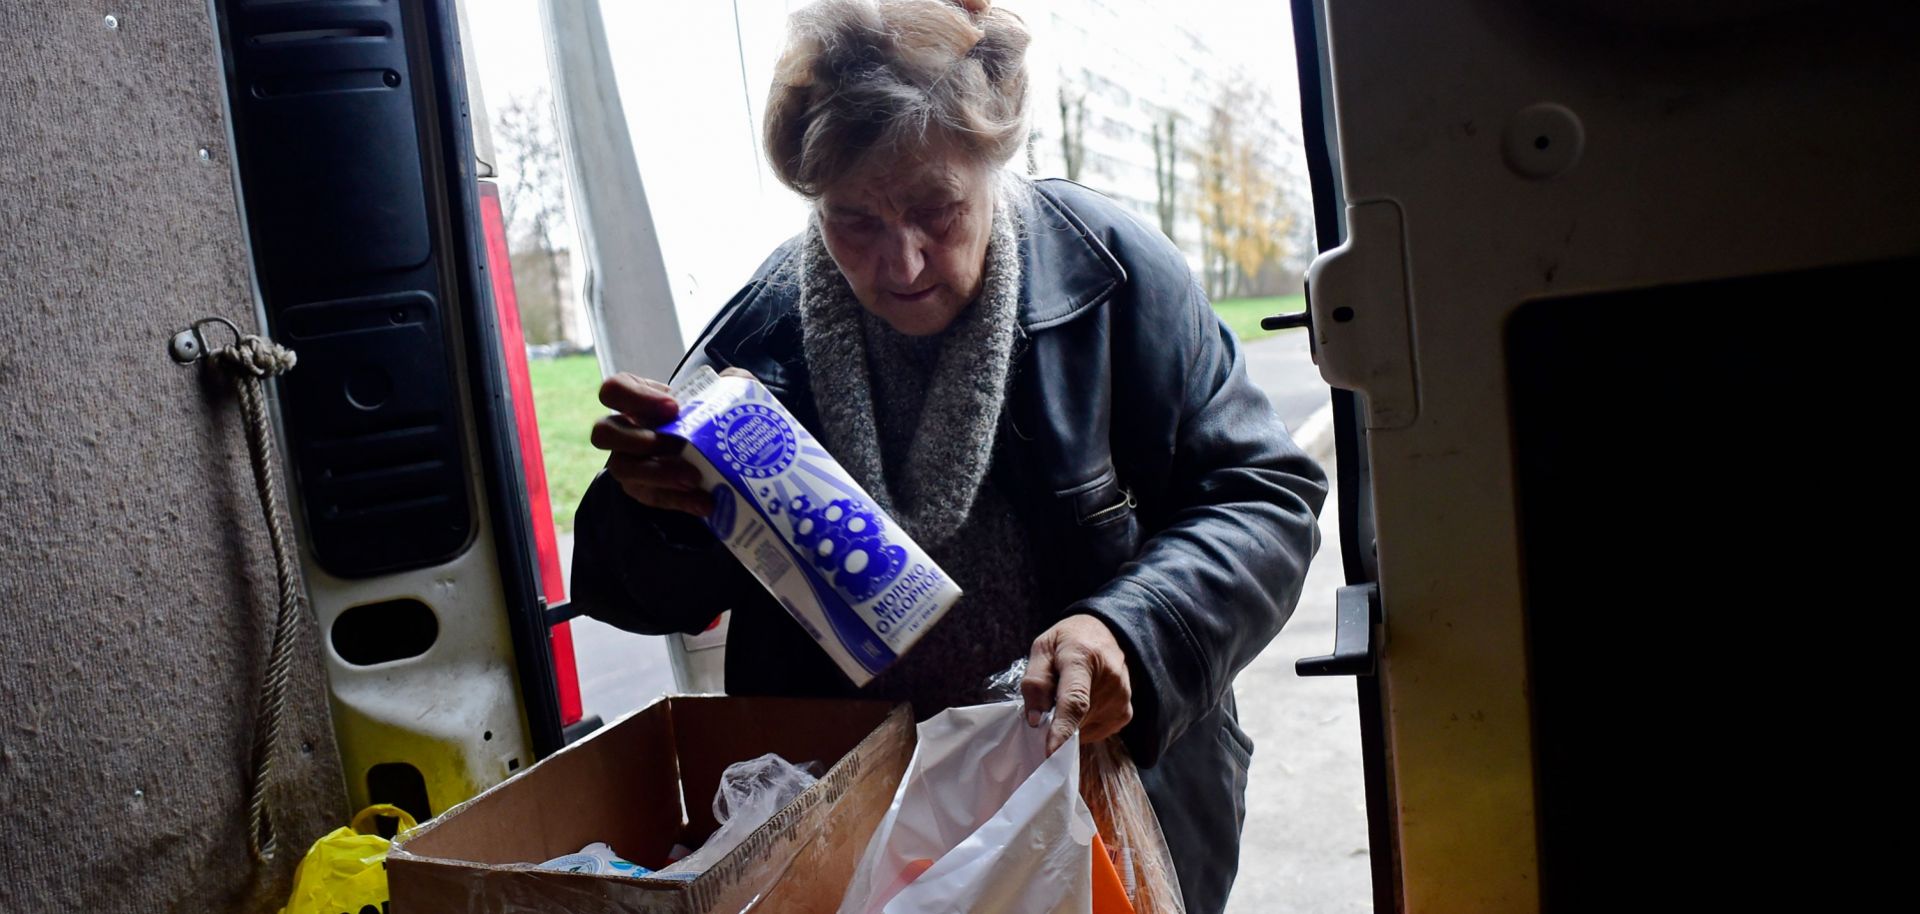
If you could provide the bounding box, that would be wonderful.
[1021,614,1133,753]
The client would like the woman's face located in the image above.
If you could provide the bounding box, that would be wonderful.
[817,148,995,336]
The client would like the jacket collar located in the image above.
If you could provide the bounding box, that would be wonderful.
[1015,180,1129,332]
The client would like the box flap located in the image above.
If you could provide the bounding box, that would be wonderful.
[396,698,687,868]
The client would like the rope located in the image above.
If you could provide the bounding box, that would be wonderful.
[206,332,303,863]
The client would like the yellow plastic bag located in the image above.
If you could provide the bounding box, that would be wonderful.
[278,804,418,914]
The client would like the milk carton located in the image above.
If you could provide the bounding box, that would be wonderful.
[659,366,962,685]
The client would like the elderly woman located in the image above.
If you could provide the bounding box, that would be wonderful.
[570,1,1327,909]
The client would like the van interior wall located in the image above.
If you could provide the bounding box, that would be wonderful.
[0,4,347,912]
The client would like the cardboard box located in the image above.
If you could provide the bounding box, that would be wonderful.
[661,366,963,686]
[387,696,913,914]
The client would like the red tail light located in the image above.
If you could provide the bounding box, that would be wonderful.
[478,179,583,727]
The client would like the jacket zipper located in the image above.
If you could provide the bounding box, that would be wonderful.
[1083,487,1137,525]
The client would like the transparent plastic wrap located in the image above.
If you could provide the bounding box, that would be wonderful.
[654,753,821,879]
[1077,739,1185,914]
[984,660,1187,914]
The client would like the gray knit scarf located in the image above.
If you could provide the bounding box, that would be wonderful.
[797,197,1022,548]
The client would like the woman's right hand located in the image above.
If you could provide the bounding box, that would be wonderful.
[591,372,713,518]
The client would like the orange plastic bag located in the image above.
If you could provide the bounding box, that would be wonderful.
[1091,833,1135,914]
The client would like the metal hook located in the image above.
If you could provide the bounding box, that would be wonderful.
[168,316,242,364]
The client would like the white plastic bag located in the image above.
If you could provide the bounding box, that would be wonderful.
[837,702,1097,914]
[981,660,1185,914]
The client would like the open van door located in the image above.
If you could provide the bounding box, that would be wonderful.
[1291,1,1918,910]
[210,0,576,822]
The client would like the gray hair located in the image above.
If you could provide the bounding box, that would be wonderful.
[764,0,1032,198]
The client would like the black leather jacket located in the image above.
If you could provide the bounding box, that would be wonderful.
[571,179,1328,913]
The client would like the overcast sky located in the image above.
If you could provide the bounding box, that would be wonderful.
[466,1,1301,124]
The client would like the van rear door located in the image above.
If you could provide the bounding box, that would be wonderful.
[213,0,571,822]
[1291,1,1919,909]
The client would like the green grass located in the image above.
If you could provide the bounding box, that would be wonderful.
[526,353,605,533]
[1212,294,1306,343]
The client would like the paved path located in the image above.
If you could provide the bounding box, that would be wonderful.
[1223,467,1372,913]
[1242,330,1330,437]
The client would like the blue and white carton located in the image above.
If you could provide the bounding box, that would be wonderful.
[660,366,962,685]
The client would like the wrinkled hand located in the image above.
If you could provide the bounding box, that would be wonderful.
[590,368,756,517]
[1021,614,1133,753]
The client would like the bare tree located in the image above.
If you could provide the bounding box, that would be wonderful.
[1058,81,1087,183]
[493,89,571,347]
[1194,87,1238,300]
[1150,110,1179,243]
[1274,125,1317,273]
